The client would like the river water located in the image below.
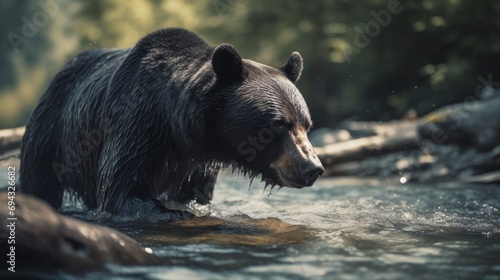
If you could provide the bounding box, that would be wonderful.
[75,173,500,280]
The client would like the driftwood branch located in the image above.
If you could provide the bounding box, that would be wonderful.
[0,126,24,156]
[316,135,418,165]
[315,121,419,167]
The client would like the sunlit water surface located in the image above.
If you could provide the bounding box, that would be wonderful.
[37,174,500,279]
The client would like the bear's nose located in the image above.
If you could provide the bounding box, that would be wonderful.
[300,162,324,186]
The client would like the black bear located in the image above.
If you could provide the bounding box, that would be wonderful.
[20,28,324,219]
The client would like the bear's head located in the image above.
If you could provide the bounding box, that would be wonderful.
[208,44,324,189]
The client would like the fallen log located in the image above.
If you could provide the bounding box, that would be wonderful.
[0,126,24,156]
[315,126,419,168]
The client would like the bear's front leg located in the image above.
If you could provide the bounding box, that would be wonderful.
[169,167,218,205]
[122,195,193,221]
[96,162,195,221]
[95,135,195,221]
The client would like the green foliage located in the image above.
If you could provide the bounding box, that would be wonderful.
[1,0,499,128]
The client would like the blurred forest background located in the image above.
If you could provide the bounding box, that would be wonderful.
[1,0,499,129]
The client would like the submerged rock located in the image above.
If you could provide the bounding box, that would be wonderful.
[0,192,161,274]
[144,215,316,246]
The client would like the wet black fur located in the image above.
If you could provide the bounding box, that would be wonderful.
[20,28,310,218]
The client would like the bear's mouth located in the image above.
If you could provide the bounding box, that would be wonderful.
[272,168,309,189]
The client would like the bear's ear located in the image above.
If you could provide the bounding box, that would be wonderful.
[212,43,243,83]
[279,52,303,83]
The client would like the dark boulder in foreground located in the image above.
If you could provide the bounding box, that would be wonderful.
[0,191,161,274]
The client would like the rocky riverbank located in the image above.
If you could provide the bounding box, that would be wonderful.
[312,94,500,184]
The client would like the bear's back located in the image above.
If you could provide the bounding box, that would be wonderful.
[135,28,214,62]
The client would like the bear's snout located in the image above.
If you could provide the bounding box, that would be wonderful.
[299,158,324,186]
[271,127,324,188]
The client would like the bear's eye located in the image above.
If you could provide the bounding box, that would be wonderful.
[273,120,291,131]
[273,120,285,129]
